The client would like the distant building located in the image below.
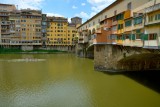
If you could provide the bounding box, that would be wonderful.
[0,3,16,47]
[20,9,42,50]
[0,3,78,51]
[46,16,76,51]
[47,17,68,49]
[0,3,16,11]
[71,17,82,25]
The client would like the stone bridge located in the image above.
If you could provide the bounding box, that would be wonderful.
[93,44,160,72]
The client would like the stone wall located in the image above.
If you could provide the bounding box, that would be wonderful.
[94,44,160,72]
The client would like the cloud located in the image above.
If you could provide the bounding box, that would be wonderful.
[75,0,115,23]
[87,0,116,12]
[81,3,86,6]
[75,12,90,19]
[1,0,44,9]
[46,13,64,17]
[72,5,78,9]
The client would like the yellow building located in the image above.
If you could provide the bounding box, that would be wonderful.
[47,16,76,51]
[47,17,68,47]
[20,9,42,50]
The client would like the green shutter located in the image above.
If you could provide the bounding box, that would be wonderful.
[122,35,125,40]
[118,24,120,29]
[116,15,119,20]
[143,34,148,40]
[154,34,157,39]
[132,34,136,40]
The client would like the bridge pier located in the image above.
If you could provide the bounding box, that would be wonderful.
[94,44,160,72]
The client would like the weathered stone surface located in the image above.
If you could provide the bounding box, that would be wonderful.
[94,44,160,72]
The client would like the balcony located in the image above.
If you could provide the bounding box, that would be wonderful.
[117,29,124,34]
[117,39,123,45]
[132,40,143,47]
[124,26,132,32]
[123,39,131,46]
[124,10,131,19]
[144,40,159,49]
[1,31,10,35]
[133,16,144,30]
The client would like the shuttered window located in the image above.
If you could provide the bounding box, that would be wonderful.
[149,33,157,40]
[131,34,136,40]
[116,13,124,20]
[134,16,143,25]
[125,20,132,27]
[118,24,123,30]
[158,14,160,20]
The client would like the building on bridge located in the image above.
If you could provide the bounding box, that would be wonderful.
[76,0,160,71]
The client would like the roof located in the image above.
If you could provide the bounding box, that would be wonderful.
[71,17,82,19]
[0,3,15,6]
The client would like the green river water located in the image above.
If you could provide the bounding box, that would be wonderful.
[0,54,159,107]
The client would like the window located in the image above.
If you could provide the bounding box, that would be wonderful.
[148,15,153,22]
[98,19,100,23]
[93,21,95,25]
[89,24,91,27]
[104,20,107,24]
[125,20,132,27]
[155,14,160,20]
[149,33,157,40]
[114,10,117,15]
[105,15,107,19]
[116,13,124,20]
[134,16,143,25]
[127,2,132,10]
[112,16,116,22]
[136,34,141,39]
[118,24,123,30]
[112,26,117,31]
